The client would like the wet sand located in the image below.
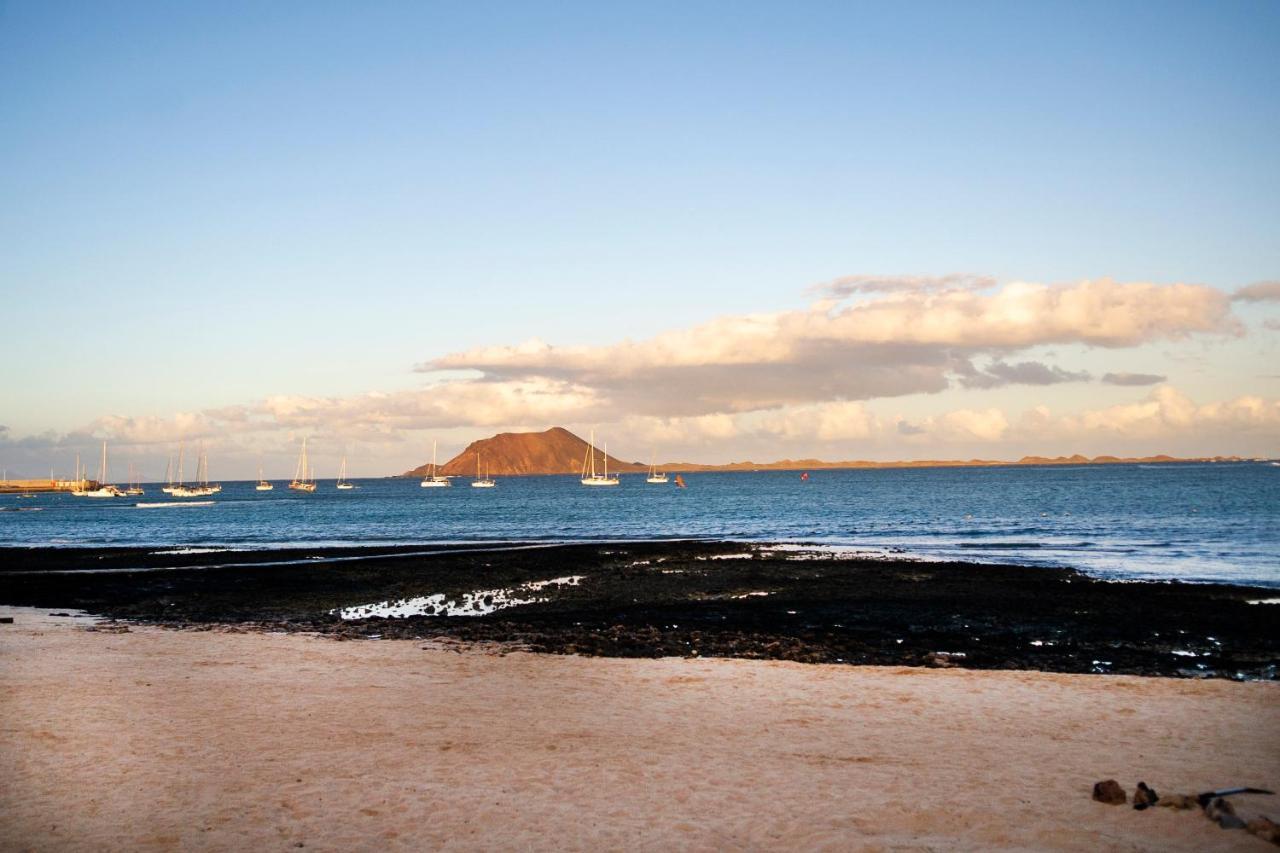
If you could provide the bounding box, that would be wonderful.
[1,607,1277,851]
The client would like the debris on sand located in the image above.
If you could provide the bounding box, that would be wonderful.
[1133,781,1158,810]
[1156,793,1196,810]
[1092,779,1126,805]
[1246,816,1280,845]
[1204,797,1247,830]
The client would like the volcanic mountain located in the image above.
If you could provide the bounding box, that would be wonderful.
[400,427,1248,477]
[403,427,646,477]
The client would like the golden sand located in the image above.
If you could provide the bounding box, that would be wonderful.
[1,608,1276,851]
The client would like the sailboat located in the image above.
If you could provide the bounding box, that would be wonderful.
[161,453,176,493]
[646,449,669,484]
[255,464,273,491]
[420,440,451,488]
[289,438,317,492]
[197,445,221,494]
[171,443,218,497]
[470,452,496,488]
[125,462,145,495]
[72,441,126,498]
[336,455,356,490]
[580,430,620,486]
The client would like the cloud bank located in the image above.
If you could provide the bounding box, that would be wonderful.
[425,277,1236,417]
[1,275,1270,475]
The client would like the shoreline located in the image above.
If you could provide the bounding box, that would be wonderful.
[1,607,1276,851]
[3,541,1276,680]
[2,538,1276,590]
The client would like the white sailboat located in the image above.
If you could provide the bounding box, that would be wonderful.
[256,464,273,491]
[336,455,356,490]
[73,441,126,498]
[161,453,176,493]
[125,462,145,495]
[289,438,317,492]
[580,430,620,486]
[470,452,495,488]
[171,443,218,497]
[198,446,221,494]
[646,449,669,484]
[420,440,451,488]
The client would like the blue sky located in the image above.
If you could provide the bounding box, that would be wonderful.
[1,1,1278,477]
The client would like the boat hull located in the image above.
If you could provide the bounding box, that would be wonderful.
[73,488,126,498]
[170,487,217,498]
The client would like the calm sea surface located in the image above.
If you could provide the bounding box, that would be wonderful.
[2,463,1277,587]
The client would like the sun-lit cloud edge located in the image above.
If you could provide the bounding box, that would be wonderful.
[2,275,1274,477]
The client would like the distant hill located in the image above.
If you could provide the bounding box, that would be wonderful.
[400,427,1251,477]
[403,427,647,477]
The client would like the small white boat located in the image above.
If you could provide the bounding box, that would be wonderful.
[256,464,273,491]
[138,500,214,508]
[420,440,451,487]
[289,438,317,492]
[124,463,145,496]
[580,431,620,486]
[646,449,669,484]
[336,456,356,490]
[471,453,496,488]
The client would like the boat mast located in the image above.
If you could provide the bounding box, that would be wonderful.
[294,438,306,484]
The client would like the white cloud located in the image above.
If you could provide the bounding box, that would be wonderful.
[1025,386,1280,442]
[1233,280,1280,302]
[427,277,1237,415]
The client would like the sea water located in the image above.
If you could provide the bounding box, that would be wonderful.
[1,463,1277,587]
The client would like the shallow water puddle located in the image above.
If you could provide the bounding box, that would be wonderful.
[335,576,584,620]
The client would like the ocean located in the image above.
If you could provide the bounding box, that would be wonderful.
[2,463,1277,587]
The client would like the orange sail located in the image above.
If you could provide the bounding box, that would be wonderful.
[674,474,686,489]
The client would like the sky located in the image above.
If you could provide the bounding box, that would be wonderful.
[1,1,1278,480]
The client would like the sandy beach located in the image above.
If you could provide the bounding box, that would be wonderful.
[2,607,1277,852]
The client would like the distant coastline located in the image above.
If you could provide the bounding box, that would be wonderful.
[639,452,1263,474]
[398,426,1267,477]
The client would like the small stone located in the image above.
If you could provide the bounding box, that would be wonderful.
[1133,781,1159,810]
[1246,817,1280,845]
[1093,780,1127,805]
[1156,793,1196,810]
[1204,797,1246,830]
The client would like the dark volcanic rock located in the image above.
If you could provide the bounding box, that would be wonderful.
[1133,782,1158,810]
[1093,780,1127,805]
[1,541,1277,679]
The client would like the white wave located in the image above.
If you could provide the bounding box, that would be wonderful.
[336,575,585,620]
